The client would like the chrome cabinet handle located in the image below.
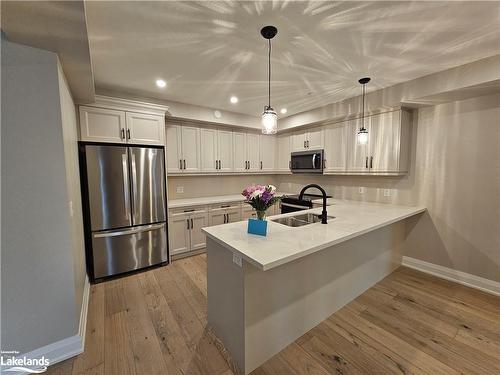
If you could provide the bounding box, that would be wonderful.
[121,128,125,139]
[370,156,373,169]
[365,156,369,169]
[127,129,131,139]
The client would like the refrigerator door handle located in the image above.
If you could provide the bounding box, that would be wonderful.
[93,223,165,238]
[122,154,131,220]
[130,152,138,220]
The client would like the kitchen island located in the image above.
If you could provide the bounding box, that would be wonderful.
[202,199,425,375]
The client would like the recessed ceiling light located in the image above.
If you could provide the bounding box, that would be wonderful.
[156,79,167,88]
[280,108,287,114]
[230,96,238,104]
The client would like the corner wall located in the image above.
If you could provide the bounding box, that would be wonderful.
[1,39,86,355]
[278,93,500,282]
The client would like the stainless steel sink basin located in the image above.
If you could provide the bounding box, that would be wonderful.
[272,213,334,227]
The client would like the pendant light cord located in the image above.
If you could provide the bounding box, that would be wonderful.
[268,38,271,108]
[361,83,366,129]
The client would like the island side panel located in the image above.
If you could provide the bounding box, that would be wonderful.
[243,221,406,374]
[206,237,246,375]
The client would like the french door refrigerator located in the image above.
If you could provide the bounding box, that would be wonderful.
[80,144,168,281]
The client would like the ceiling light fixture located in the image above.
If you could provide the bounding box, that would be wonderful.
[156,79,167,88]
[230,96,238,104]
[357,77,371,145]
[261,25,278,135]
[280,108,287,114]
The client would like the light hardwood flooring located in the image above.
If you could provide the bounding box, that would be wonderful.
[46,254,500,375]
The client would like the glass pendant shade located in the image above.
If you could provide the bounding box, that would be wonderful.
[261,106,277,134]
[357,127,368,145]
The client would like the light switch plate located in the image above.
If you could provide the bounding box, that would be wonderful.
[176,186,184,194]
[358,187,365,194]
[233,253,242,267]
[384,189,391,197]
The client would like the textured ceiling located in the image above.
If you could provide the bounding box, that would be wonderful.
[85,1,500,117]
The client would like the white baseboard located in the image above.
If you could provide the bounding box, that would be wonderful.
[5,276,91,374]
[402,256,500,297]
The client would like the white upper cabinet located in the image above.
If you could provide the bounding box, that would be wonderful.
[233,131,247,172]
[125,112,165,145]
[246,133,260,171]
[291,128,324,151]
[276,133,291,172]
[346,118,370,172]
[324,124,348,173]
[200,127,218,172]
[344,109,411,175]
[217,130,234,172]
[166,124,183,173]
[259,135,276,172]
[79,106,126,143]
[80,106,165,146]
[181,126,201,173]
[165,124,201,173]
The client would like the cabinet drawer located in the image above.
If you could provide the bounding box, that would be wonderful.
[169,205,208,217]
[209,202,241,211]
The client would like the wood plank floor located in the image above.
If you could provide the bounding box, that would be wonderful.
[46,254,500,375]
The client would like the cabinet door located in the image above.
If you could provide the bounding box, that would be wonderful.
[79,106,126,143]
[291,131,307,151]
[181,126,201,173]
[226,209,241,223]
[165,124,183,173]
[200,128,218,172]
[276,133,291,171]
[168,215,190,255]
[217,130,234,172]
[346,119,369,173]
[368,111,401,172]
[209,208,227,226]
[259,135,276,171]
[246,133,260,171]
[307,127,324,150]
[324,124,348,172]
[125,112,165,145]
[190,213,208,251]
[233,132,247,172]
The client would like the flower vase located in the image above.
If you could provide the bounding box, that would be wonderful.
[256,210,266,221]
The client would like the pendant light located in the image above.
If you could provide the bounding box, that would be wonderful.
[357,77,371,145]
[261,25,278,135]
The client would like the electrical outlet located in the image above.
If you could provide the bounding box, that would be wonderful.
[176,186,184,194]
[384,189,391,197]
[358,187,365,194]
[233,253,242,267]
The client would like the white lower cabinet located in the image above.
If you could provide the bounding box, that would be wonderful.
[209,203,241,225]
[168,207,208,257]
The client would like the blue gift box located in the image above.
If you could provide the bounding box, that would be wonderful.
[247,218,268,236]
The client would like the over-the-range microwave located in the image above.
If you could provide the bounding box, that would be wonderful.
[290,149,324,173]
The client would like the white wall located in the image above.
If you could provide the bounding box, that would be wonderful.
[1,39,86,353]
[58,62,87,321]
[278,93,500,282]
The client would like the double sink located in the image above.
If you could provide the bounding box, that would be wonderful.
[272,212,334,227]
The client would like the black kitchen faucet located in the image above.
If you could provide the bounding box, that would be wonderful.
[298,184,328,224]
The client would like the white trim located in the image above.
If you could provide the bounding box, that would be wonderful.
[4,277,91,374]
[89,95,169,115]
[402,256,500,297]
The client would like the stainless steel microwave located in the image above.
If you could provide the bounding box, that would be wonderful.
[290,150,324,173]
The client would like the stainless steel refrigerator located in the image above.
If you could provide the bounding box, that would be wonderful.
[80,144,168,280]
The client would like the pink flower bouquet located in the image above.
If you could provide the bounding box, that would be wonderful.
[241,184,280,220]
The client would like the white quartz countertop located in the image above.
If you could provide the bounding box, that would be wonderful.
[202,199,426,271]
[168,192,292,209]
